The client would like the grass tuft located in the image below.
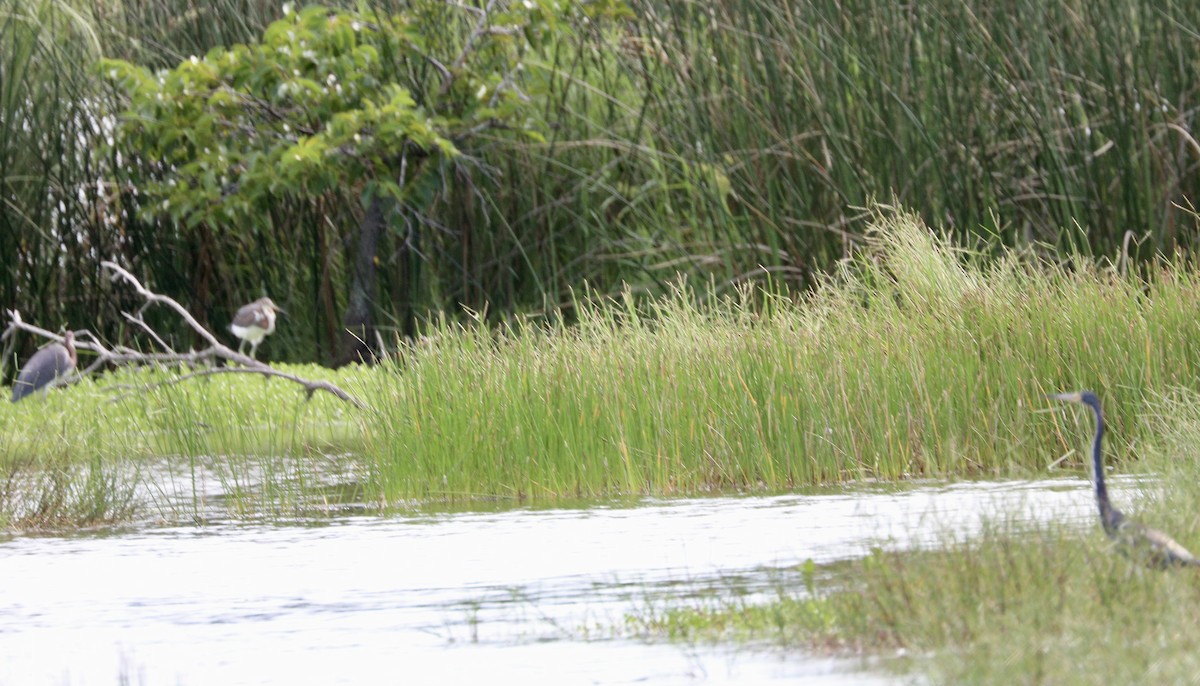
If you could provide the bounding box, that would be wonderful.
[629,391,1200,684]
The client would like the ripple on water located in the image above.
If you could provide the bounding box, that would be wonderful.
[0,477,1109,685]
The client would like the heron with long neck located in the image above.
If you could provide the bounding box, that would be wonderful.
[1050,390,1198,568]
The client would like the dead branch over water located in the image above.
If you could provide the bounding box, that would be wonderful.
[3,262,365,408]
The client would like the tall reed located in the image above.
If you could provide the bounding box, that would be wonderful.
[8,0,1200,365]
[360,207,1200,503]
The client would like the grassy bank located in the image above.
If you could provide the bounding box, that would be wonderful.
[361,206,1200,503]
[0,364,368,528]
[634,525,1200,684]
[627,392,1200,683]
[7,207,1200,525]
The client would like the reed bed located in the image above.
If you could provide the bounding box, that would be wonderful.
[360,207,1200,503]
[6,207,1200,525]
[6,0,1200,359]
[624,0,1200,269]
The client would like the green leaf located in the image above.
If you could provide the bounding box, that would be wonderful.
[104,0,617,229]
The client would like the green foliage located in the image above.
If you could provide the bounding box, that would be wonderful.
[9,0,1200,365]
[100,2,574,227]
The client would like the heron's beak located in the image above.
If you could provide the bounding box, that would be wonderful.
[1046,391,1081,403]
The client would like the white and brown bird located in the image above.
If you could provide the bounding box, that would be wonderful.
[230,297,284,360]
[11,331,77,402]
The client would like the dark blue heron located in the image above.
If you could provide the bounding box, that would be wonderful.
[230,297,283,359]
[11,331,77,402]
[1049,390,1199,568]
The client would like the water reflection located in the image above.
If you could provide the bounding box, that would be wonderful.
[0,477,1110,685]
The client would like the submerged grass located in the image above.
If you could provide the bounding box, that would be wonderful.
[628,393,1200,684]
[0,363,372,528]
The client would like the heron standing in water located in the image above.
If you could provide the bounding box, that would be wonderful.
[11,331,77,402]
[230,297,283,360]
[1049,390,1199,568]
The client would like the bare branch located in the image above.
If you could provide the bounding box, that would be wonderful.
[4,263,366,408]
[439,0,501,96]
[122,311,176,354]
[3,311,65,344]
[101,261,223,348]
[108,366,366,409]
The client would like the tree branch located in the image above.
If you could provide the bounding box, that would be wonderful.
[439,0,501,96]
[3,263,366,409]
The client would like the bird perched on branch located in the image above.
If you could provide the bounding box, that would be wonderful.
[230,297,284,360]
[1049,390,1199,568]
[11,331,77,402]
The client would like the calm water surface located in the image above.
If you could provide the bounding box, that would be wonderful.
[0,477,1109,685]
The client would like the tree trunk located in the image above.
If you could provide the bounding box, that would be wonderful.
[315,203,340,365]
[334,195,384,367]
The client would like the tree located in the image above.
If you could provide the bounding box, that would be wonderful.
[102,1,623,364]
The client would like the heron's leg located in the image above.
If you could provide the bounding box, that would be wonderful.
[250,341,259,360]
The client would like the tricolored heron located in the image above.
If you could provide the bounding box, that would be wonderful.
[1049,390,1199,568]
[11,331,76,402]
[230,297,283,359]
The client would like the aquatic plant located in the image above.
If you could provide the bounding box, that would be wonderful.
[361,207,1200,503]
[8,208,1200,524]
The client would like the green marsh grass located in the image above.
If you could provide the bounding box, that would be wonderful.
[10,208,1200,525]
[0,363,370,528]
[629,391,1200,684]
[633,522,1200,684]
[362,207,1200,503]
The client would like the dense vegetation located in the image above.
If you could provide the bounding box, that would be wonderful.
[6,209,1200,528]
[7,6,1200,680]
[359,207,1200,501]
[3,0,1200,364]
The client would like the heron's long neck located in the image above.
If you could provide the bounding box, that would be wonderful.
[1088,405,1122,535]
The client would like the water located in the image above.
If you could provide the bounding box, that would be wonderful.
[0,477,1109,685]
